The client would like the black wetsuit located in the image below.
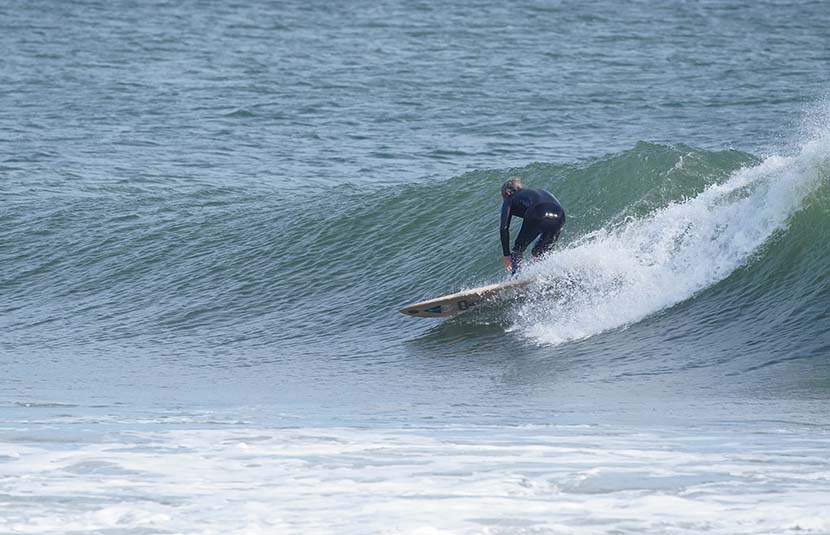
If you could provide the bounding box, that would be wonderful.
[500,188,565,272]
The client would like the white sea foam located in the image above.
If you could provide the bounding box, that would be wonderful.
[1,424,829,534]
[516,126,830,345]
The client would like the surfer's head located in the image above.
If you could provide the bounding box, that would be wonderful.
[501,176,523,199]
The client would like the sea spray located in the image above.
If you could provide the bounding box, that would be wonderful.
[516,128,830,345]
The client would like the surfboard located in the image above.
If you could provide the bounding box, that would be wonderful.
[399,278,531,318]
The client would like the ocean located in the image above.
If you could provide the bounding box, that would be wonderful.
[2,0,830,533]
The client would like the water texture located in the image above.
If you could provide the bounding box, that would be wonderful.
[2,0,830,533]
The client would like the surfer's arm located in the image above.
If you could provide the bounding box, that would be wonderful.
[499,199,512,257]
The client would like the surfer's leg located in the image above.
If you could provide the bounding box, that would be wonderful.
[532,229,560,257]
[511,220,541,273]
[531,207,565,258]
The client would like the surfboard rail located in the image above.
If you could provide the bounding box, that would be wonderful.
[399,279,531,318]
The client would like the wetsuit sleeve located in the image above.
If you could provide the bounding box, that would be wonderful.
[500,199,512,257]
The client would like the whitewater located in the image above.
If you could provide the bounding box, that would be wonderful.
[4,129,829,533]
[2,0,830,533]
[517,122,830,346]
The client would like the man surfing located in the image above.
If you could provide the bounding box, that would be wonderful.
[499,176,565,274]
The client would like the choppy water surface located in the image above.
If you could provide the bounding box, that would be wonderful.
[2,0,830,533]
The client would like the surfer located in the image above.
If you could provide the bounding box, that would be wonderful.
[500,177,565,274]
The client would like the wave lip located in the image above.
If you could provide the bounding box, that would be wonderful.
[518,132,830,346]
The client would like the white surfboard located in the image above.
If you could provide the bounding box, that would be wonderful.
[399,278,531,318]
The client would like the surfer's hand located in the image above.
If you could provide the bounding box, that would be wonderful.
[503,256,512,272]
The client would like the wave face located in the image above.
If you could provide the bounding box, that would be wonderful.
[3,131,830,409]
[517,135,830,354]
[393,134,830,388]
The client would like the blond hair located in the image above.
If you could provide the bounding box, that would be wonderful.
[501,176,523,197]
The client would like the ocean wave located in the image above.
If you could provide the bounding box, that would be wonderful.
[3,132,828,364]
